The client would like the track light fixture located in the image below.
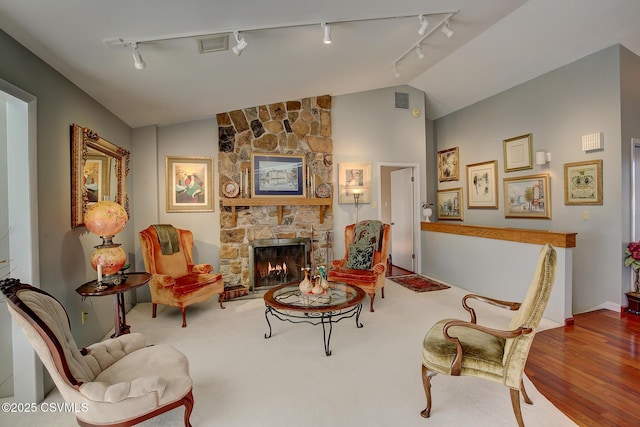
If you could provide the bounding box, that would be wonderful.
[391,11,457,77]
[106,10,458,71]
[441,20,454,38]
[232,31,247,55]
[393,64,400,78]
[130,42,146,70]
[322,23,332,44]
[417,15,429,36]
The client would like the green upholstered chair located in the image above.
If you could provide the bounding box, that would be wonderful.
[420,244,557,427]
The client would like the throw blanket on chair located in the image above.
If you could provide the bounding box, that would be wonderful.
[353,220,383,251]
[153,224,180,255]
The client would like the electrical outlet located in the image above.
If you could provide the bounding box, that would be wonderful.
[582,210,590,220]
[81,310,88,325]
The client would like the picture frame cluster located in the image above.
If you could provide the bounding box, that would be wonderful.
[435,133,603,221]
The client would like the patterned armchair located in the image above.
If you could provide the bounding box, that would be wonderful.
[328,220,391,312]
[420,244,557,426]
[139,225,224,327]
[1,279,194,427]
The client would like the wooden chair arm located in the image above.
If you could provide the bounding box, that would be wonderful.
[462,294,521,324]
[443,319,533,376]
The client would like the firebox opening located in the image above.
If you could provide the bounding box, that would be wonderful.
[249,238,310,291]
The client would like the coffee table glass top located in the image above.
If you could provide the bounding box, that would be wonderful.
[264,282,365,313]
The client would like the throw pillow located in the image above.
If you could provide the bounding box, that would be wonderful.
[346,244,375,270]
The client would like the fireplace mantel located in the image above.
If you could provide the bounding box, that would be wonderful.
[221,197,332,226]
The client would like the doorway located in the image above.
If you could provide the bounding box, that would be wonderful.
[379,163,421,275]
[0,80,42,403]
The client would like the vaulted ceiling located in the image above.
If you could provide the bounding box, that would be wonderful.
[1,0,639,128]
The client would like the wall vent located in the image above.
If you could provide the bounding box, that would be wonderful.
[581,132,604,152]
[395,92,409,110]
[198,35,229,53]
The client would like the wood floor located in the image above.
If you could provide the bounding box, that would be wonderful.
[386,264,413,277]
[525,309,640,426]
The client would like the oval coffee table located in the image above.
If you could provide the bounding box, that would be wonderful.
[263,282,365,356]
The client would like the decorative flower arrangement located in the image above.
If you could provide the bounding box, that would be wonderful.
[624,241,640,292]
[421,202,433,209]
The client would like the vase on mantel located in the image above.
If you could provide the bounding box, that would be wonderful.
[634,269,640,293]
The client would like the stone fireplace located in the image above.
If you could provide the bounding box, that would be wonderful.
[249,238,310,291]
[217,96,334,293]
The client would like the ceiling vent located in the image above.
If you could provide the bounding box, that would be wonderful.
[395,92,410,110]
[198,35,229,53]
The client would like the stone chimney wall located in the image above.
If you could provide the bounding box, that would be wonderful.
[217,95,334,288]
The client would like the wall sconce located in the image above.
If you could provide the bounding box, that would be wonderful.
[535,151,551,165]
[347,186,367,223]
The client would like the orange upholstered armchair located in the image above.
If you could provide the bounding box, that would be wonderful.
[328,220,391,312]
[139,225,224,327]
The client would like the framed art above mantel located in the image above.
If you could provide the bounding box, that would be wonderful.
[251,153,305,198]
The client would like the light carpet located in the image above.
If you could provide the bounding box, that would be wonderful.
[1,278,577,426]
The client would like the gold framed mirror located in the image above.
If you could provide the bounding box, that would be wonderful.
[71,123,130,228]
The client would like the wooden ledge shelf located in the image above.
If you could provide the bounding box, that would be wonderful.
[221,197,332,226]
[421,222,576,248]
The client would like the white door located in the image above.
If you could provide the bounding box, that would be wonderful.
[390,168,414,271]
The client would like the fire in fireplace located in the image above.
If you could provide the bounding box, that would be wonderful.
[249,238,310,291]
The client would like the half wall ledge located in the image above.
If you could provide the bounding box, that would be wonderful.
[421,222,576,326]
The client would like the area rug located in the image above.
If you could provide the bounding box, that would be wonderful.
[389,274,450,293]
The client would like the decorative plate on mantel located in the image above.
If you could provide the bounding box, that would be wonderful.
[222,180,240,198]
[315,183,331,198]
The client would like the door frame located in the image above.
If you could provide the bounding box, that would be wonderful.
[378,162,421,274]
[0,78,42,403]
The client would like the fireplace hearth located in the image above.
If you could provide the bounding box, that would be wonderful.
[249,238,311,292]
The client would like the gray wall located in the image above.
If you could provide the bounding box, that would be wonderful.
[332,85,428,260]
[0,29,134,394]
[430,45,640,313]
[132,119,220,304]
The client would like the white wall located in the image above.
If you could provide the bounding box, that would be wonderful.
[428,45,640,313]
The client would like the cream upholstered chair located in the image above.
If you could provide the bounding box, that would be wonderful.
[328,220,391,312]
[139,224,224,327]
[0,279,194,427]
[420,244,557,427]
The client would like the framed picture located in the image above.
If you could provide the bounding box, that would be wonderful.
[503,133,533,172]
[338,162,371,204]
[436,188,463,220]
[503,174,550,219]
[165,156,214,212]
[564,159,603,205]
[466,160,498,209]
[251,153,305,197]
[438,147,459,182]
[84,155,111,203]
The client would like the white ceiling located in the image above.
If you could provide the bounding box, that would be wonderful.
[1,0,639,128]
